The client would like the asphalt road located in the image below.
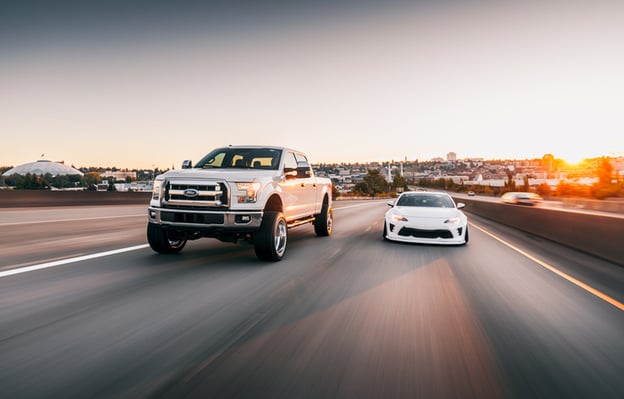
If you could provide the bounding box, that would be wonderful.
[1,201,623,398]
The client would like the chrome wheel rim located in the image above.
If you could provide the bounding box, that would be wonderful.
[326,209,333,233]
[274,219,287,256]
[167,234,185,249]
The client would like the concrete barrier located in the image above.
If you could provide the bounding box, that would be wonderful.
[454,197,624,266]
[0,190,151,208]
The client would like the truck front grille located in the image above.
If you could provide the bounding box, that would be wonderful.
[161,211,224,224]
[164,181,228,207]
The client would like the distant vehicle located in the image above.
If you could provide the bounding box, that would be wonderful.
[383,191,468,245]
[500,191,543,206]
[467,191,475,196]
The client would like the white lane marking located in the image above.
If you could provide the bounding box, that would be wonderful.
[334,202,384,211]
[470,222,624,312]
[0,244,149,279]
[0,214,146,227]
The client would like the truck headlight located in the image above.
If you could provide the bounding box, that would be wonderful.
[236,182,261,203]
[152,179,163,201]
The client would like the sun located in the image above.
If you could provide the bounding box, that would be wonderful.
[560,151,587,165]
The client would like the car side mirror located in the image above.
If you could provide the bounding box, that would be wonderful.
[181,160,192,169]
[457,202,465,209]
[387,201,395,207]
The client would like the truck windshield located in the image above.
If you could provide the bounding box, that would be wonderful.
[195,148,282,170]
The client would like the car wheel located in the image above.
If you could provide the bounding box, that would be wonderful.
[254,211,288,261]
[147,223,187,254]
[314,200,333,237]
[463,225,469,245]
[383,222,389,241]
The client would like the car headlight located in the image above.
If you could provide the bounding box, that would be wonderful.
[445,216,461,224]
[392,213,408,222]
[152,179,164,201]
[236,182,262,203]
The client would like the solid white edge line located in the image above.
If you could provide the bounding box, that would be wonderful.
[470,222,624,312]
[0,244,150,279]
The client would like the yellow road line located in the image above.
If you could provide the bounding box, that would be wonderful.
[470,222,624,312]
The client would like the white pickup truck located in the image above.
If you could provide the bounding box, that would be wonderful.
[147,146,333,261]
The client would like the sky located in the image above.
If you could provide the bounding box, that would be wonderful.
[1,0,623,170]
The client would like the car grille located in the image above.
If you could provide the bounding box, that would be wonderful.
[164,181,228,207]
[398,227,453,239]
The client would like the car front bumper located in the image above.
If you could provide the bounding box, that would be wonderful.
[385,220,467,245]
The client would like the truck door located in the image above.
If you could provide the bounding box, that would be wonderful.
[294,153,317,216]
[281,152,316,220]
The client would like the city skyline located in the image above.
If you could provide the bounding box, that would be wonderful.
[2,151,619,174]
[2,1,623,169]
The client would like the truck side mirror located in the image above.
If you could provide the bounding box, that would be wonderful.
[181,160,192,169]
[284,167,297,179]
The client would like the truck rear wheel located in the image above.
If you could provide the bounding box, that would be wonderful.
[254,211,287,261]
[147,223,187,254]
[314,201,333,237]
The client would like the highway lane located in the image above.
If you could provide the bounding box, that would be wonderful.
[1,201,623,398]
[0,205,147,271]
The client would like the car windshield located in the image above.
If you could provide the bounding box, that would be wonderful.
[396,194,454,208]
[195,148,282,170]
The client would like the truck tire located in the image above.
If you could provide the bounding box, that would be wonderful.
[147,223,187,254]
[254,211,287,261]
[314,201,333,237]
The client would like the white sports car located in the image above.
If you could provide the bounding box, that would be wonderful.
[383,191,468,245]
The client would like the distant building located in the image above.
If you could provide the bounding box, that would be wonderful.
[2,160,83,177]
[101,171,137,181]
[447,152,457,162]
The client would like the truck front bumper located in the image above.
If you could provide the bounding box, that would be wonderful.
[148,207,263,231]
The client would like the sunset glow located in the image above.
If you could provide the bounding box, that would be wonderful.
[1,1,623,169]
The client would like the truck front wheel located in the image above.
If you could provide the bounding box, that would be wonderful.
[254,211,287,261]
[147,223,187,254]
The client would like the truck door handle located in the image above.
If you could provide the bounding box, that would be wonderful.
[301,183,305,188]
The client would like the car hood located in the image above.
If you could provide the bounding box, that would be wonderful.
[393,206,461,219]
[157,168,278,182]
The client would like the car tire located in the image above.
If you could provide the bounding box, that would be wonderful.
[314,200,333,237]
[147,223,187,254]
[383,222,389,241]
[463,225,469,245]
[254,211,288,261]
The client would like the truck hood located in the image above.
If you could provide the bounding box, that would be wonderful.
[157,168,278,182]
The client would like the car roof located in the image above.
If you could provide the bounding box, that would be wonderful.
[399,191,452,199]
[401,191,449,196]
[503,192,539,196]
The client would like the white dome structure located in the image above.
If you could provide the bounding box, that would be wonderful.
[2,160,83,177]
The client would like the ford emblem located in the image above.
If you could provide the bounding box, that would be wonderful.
[184,188,199,198]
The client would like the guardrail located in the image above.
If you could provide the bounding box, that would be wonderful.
[454,197,623,266]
